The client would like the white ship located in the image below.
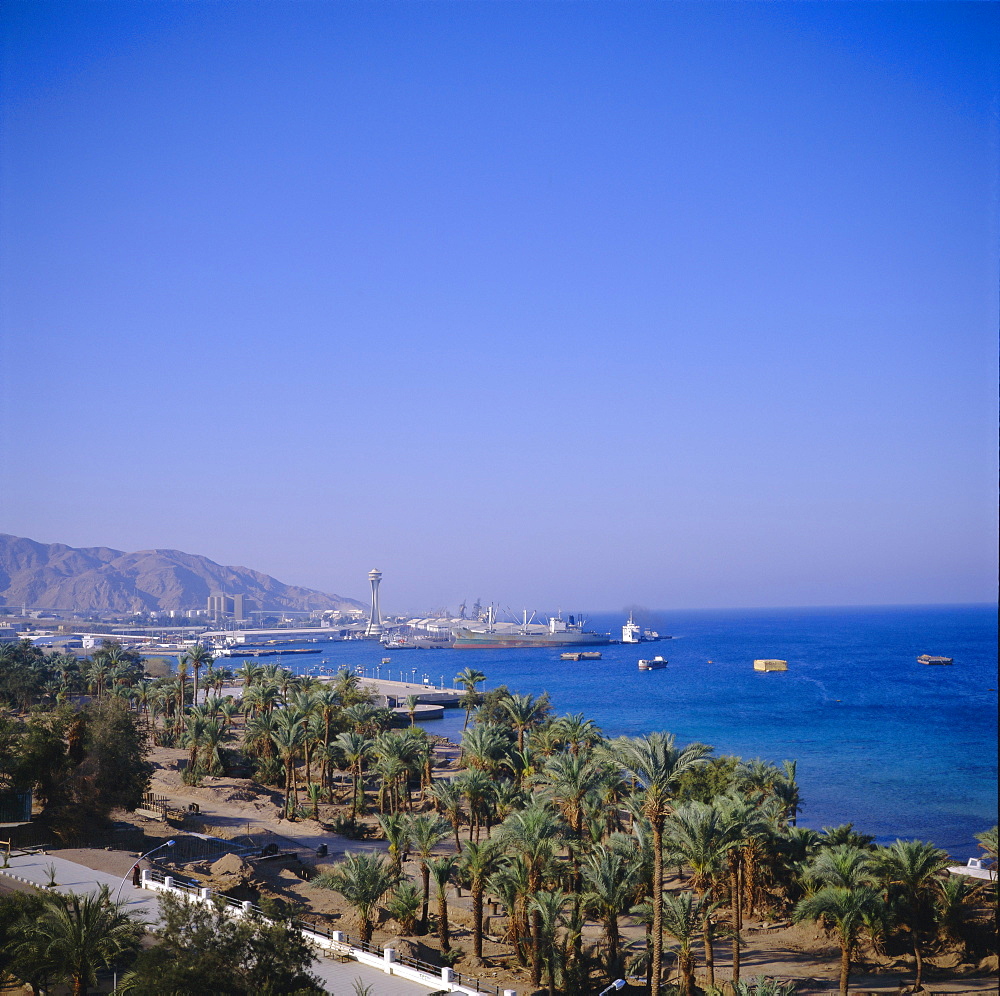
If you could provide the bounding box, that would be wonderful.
[622,612,642,643]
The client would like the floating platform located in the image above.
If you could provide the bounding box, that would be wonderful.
[917,655,953,665]
[753,659,788,672]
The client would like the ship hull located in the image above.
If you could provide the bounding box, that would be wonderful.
[452,630,611,650]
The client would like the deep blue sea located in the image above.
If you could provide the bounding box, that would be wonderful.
[225,604,998,859]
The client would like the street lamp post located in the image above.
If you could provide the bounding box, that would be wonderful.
[114,839,176,902]
[598,981,626,996]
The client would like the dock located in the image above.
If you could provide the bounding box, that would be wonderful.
[310,676,464,722]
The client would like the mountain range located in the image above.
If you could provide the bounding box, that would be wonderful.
[0,534,363,614]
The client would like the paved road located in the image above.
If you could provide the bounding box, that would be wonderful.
[0,852,440,995]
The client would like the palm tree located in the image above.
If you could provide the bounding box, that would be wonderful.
[488,856,533,968]
[499,693,546,754]
[372,730,424,814]
[404,694,419,727]
[656,890,715,996]
[455,667,486,729]
[409,814,452,934]
[17,888,143,996]
[974,825,998,911]
[497,804,564,986]
[975,825,998,864]
[186,644,213,707]
[175,656,189,721]
[243,711,279,759]
[333,669,368,707]
[806,844,876,891]
[184,713,206,777]
[871,839,950,989]
[610,732,712,996]
[733,976,798,996]
[934,875,977,951]
[343,702,388,738]
[86,661,110,701]
[133,681,153,727]
[235,660,264,688]
[456,768,495,842]
[461,724,511,778]
[386,881,423,935]
[542,752,605,837]
[427,855,457,951]
[582,843,639,976]
[460,838,508,965]
[429,779,466,851]
[528,888,571,996]
[773,760,802,826]
[335,731,373,819]
[219,696,240,734]
[553,712,602,756]
[665,801,732,990]
[376,812,412,878]
[243,680,281,719]
[271,710,306,817]
[716,792,769,984]
[315,687,341,750]
[313,852,398,944]
[793,885,885,996]
[541,752,607,887]
[306,781,323,821]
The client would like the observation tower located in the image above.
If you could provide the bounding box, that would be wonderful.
[365,569,383,638]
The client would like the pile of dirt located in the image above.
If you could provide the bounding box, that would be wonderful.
[205,852,253,887]
[382,936,420,961]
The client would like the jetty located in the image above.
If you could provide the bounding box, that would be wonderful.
[316,675,463,723]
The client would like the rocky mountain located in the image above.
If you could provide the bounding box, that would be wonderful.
[0,534,363,614]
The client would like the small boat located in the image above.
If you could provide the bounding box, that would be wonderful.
[917,655,953,665]
[638,656,667,670]
[382,657,392,664]
[579,651,602,660]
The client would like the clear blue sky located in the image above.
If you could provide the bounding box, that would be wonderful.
[1,2,996,613]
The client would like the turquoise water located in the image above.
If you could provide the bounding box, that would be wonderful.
[243,603,999,858]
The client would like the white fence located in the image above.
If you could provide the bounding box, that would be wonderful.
[141,869,515,996]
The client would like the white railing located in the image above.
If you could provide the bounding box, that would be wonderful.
[140,870,515,996]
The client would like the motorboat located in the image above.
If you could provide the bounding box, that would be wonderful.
[638,656,667,670]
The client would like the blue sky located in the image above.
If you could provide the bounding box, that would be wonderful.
[1,2,996,612]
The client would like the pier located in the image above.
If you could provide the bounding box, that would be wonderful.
[319,675,463,723]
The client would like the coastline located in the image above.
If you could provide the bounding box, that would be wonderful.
[216,603,997,858]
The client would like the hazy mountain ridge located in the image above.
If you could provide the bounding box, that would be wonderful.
[0,534,363,613]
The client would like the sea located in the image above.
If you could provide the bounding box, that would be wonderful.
[207,603,997,859]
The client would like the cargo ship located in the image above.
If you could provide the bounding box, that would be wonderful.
[452,608,611,650]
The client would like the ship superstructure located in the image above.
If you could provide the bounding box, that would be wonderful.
[622,612,642,643]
